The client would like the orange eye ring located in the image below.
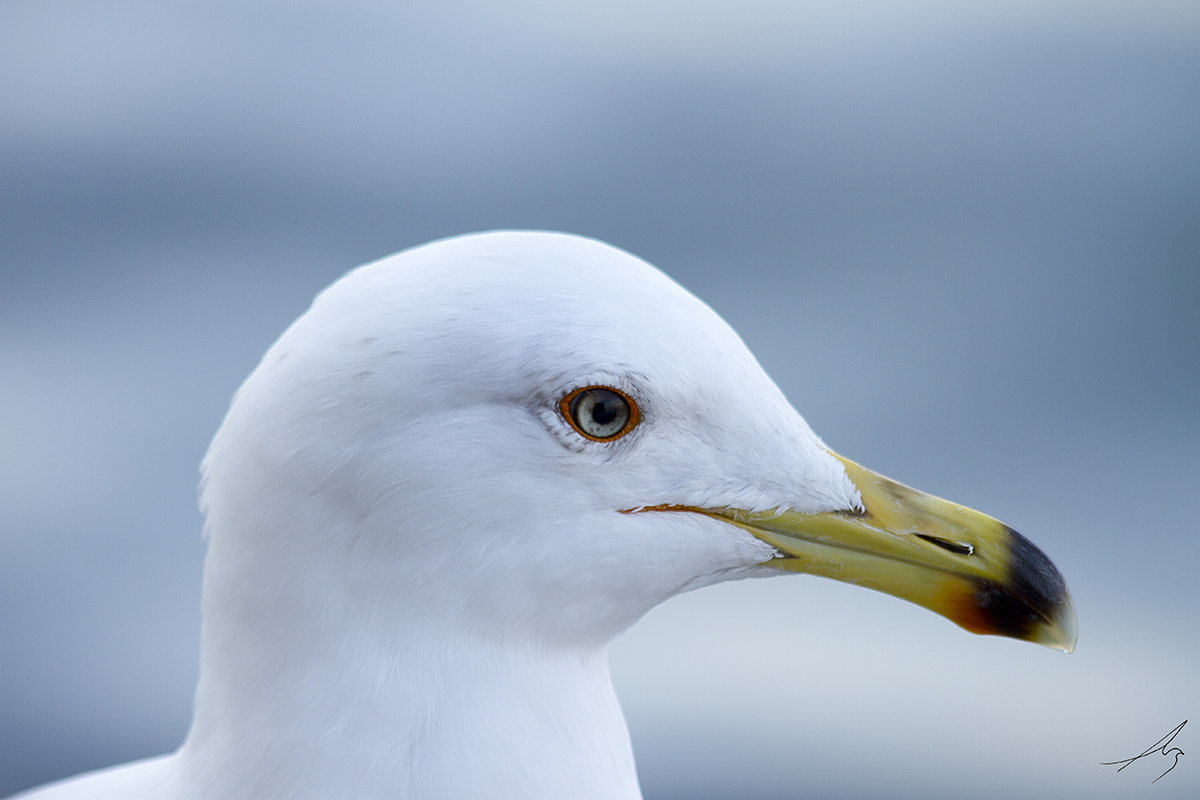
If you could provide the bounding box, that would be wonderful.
[560,385,640,442]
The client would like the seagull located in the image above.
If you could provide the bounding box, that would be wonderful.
[13,231,1076,800]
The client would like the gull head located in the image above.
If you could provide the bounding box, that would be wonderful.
[199,230,1076,653]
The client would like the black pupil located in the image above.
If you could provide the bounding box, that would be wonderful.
[590,400,618,426]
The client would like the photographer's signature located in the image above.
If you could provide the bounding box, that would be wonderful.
[1102,720,1186,784]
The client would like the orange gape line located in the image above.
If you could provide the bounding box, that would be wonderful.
[618,504,708,515]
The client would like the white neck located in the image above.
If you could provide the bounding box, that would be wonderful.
[177,536,642,800]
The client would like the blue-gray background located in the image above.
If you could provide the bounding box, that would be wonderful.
[2,2,1197,798]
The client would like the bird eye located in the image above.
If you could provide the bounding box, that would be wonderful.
[561,386,639,441]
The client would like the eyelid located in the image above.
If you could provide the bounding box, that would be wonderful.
[559,385,641,442]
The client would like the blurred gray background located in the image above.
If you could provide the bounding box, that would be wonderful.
[2,1,1198,798]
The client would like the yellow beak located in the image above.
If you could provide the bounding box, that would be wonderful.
[722,454,1077,652]
[630,453,1077,652]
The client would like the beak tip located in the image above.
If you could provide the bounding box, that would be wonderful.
[1049,597,1078,654]
[1032,600,1076,653]
[965,526,1077,653]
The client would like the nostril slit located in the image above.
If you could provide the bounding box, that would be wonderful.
[915,534,974,556]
